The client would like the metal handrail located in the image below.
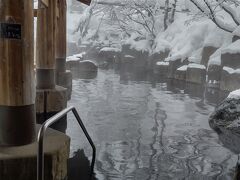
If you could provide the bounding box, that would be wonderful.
[37,106,96,180]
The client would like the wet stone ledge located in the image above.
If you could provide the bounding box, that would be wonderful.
[0,126,70,180]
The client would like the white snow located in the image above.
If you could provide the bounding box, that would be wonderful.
[67,52,88,61]
[223,66,240,74]
[228,89,240,99]
[154,39,171,53]
[208,56,221,66]
[233,26,240,37]
[124,33,151,52]
[80,60,97,66]
[188,63,206,70]
[188,48,203,64]
[127,39,151,52]
[124,55,135,59]
[221,40,240,54]
[177,65,188,71]
[65,0,238,72]
[99,47,121,53]
[154,15,233,62]
[203,25,232,48]
[158,20,218,61]
[176,64,205,71]
[73,52,86,59]
[66,56,81,62]
[156,61,169,66]
[207,44,235,66]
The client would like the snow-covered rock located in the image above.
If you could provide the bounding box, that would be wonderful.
[209,94,240,154]
[66,56,81,62]
[186,63,206,84]
[124,55,135,59]
[208,55,221,66]
[124,34,151,52]
[223,67,240,74]
[72,52,86,59]
[175,65,187,81]
[66,57,98,72]
[121,44,149,69]
[99,47,121,53]
[220,67,240,91]
[201,46,218,66]
[121,55,136,65]
[228,89,240,99]
[221,41,240,69]
[209,94,240,146]
[177,65,188,71]
[156,19,232,62]
[156,61,169,66]
[148,51,169,71]
[66,52,86,62]
[187,63,206,70]
[79,60,98,72]
[207,64,222,83]
[222,40,240,54]
[167,59,182,78]
[154,62,169,76]
[98,47,121,63]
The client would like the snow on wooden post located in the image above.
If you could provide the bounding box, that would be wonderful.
[36,0,57,89]
[0,0,36,145]
[55,0,67,73]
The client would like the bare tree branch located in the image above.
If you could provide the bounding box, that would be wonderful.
[189,0,234,33]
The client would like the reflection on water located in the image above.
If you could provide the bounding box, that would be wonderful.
[71,68,98,80]
[68,149,97,180]
[66,68,236,180]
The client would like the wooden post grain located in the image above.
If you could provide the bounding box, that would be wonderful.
[55,0,67,73]
[0,0,36,146]
[36,0,57,89]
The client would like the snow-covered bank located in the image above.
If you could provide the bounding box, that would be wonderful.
[66,0,240,92]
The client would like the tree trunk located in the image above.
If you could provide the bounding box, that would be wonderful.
[164,0,169,30]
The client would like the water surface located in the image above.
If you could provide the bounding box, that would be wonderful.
[67,69,236,180]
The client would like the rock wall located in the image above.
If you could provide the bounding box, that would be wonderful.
[201,46,217,66]
[186,67,206,84]
[207,64,222,81]
[121,44,149,70]
[69,41,240,93]
[221,53,240,69]
[167,59,182,79]
[154,63,169,76]
[220,68,240,91]
[148,51,169,70]
[175,69,186,81]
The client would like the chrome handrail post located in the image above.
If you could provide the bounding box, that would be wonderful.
[37,106,96,180]
[72,108,96,175]
[37,126,45,180]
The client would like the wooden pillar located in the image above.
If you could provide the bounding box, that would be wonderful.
[55,0,72,100]
[55,0,67,73]
[36,0,57,89]
[0,0,36,146]
[35,0,68,124]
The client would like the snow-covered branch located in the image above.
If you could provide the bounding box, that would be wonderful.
[189,0,240,34]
